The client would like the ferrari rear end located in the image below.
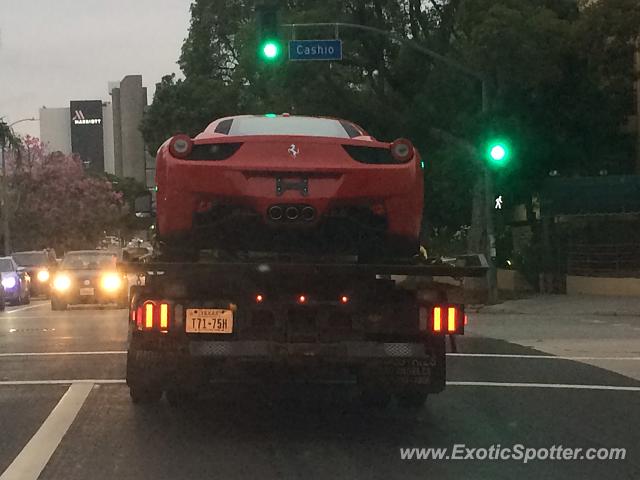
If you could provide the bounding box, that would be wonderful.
[155,115,424,260]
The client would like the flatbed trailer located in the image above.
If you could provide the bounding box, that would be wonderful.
[122,257,486,407]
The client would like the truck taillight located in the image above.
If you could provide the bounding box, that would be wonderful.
[159,303,169,331]
[144,302,154,329]
[429,304,464,335]
[136,301,172,331]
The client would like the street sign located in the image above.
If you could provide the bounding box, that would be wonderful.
[289,39,342,61]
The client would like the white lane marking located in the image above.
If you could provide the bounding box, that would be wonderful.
[447,381,640,392]
[0,379,124,386]
[448,353,640,361]
[0,382,93,480]
[0,379,637,392]
[0,351,126,358]
[4,303,48,314]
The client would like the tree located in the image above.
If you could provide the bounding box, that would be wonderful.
[141,0,640,252]
[6,140,124,253]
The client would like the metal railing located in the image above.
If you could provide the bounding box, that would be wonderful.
[567,243,640,278]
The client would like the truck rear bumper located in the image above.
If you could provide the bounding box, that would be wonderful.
[127,337,446,393]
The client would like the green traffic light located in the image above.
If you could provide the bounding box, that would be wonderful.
[490,145,507,161]
[486,140,510,166]
[260,40,280,60]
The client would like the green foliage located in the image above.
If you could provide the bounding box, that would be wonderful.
[141,0,640,234]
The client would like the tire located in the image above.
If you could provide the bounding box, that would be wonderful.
[23,291,31,305]
[129,385,163,404]
[165,387,195,407]
[0,296,5,312]
[126,347,164,405]
[396,387,429,409]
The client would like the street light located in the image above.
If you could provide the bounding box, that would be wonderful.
[9,117,37,128]
[1,117,39,254]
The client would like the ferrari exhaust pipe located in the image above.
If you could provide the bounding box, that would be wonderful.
[268,205,283,221]
[301,206,316,221]
[285,206,300,220]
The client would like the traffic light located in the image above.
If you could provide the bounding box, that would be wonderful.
[256,4,281,62]
[485,139,511,167]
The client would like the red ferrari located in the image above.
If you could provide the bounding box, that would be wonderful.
[155,114,424,260]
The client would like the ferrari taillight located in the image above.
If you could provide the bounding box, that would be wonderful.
[390,138,415,162]
[169,134,193,158]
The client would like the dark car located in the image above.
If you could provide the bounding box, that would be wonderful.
[50,250,128,311]
[0,257,31,305]
[12,250,57,297]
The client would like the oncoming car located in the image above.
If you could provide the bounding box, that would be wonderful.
[50,250,128,310]
[0,257,31,305]
[155,114,424,260]
[12,250,57,297]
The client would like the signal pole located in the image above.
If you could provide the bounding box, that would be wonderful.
[277,20,499,301]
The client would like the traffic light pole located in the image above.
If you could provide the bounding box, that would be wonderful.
[0,145,8,255]
[481,81,498,303]
[283,21,498,301]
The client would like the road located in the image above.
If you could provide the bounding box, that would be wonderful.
[0,298,638,479]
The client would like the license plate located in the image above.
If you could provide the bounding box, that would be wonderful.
[79,287,94,296]
[186,308,233,334]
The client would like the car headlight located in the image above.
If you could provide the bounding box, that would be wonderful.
[1,276,16,289]
[101,273,122,292]
[53,274,71,292]
[37,270,50,282]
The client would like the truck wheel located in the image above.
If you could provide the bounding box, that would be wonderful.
[165,387,195,407]
[126,348,164,404]
[129,385,163,404]
[396,387,429,409]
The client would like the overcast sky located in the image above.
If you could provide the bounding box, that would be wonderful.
[0,0,192,138]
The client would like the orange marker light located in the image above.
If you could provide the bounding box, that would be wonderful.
[160,303,169,330]
[256,294,264,303]
[298,295,307,304]
[464,314,468,326]
[447,307,457,332]
[340,295,349,304]
[433,307,442,332]
[144,302,154,329]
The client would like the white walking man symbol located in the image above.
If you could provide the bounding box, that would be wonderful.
[495,195,503,210]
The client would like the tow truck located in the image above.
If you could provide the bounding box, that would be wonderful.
[123,114,487,406]
[123,255,486,407]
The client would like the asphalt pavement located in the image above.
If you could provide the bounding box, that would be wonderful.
[0,297,638,479]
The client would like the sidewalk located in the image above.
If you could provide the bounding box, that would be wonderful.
[476,294,640,317]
